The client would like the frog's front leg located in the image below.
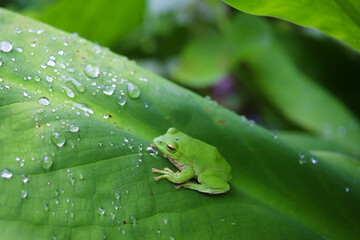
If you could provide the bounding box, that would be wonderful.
[152,165,195,184]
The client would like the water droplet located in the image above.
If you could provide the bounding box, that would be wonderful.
[98,140,103,146]
[21,190,28,199]
[15,47,23,53]
[67,78,86,93]
[22,174,29,183]
[41,156,53,170]
[114,191,121,200]
[345,187,350,192]
[52,132,65,147]
[84,64,100,78]
[0,41,13,52]
[57,50,64,55]
[147,146,158,156]
[103,86,115,96]
[70,177,76,185]
[62,86,75,98]
[98,207,105,215]
[65,101,94,115]
[69,124,79,133]
[38,97,50,106]
[47,60,55,67]
[127,82,141,99]
[130,216,136,224]
[46,76,53,83]
[110,212,116,221]
[1,169,13,179]
[311,157,318,164]
[163,218,168,224]
[34,75,41,82]
[118,96,127,106]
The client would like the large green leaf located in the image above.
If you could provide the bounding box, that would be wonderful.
[223,0,360,52]
[0,8,359,239]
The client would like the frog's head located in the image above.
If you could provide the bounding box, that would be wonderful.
[153,128,184,161]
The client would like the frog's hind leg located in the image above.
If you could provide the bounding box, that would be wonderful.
[176,172,230,194]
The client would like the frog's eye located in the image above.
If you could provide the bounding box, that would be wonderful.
[166,144,176,152]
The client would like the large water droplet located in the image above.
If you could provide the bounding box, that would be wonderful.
[1,168,13,179]
[103,86,115,96]
[38,97,50,106]
[118,96,127,106]
[0,41,13,52]
[47,60,56,67]
[52,132,65,147]
[68,78,86,93]
[65,101,94,115]
[34,75,41,82]
[84,64,99,78]
[41,156,53,170]
[62,86,75,98]
[127,83,141,99]
[147,146,158,156]
[69,124,79,133]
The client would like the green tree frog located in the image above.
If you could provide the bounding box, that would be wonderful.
[151,128,231,194]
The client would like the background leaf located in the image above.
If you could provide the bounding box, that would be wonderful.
[227,15,360,157]
[223,0,360,52]
[0,8,360,240]
[25,0,145,46]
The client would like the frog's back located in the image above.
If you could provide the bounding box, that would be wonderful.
[189,140,231,179]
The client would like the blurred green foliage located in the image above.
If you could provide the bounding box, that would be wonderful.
[2,0,359,153]
[1,0,359,154]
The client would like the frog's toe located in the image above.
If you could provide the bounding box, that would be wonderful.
[152,168,160,173]
[164,167,174,173]
[175,184,183,190]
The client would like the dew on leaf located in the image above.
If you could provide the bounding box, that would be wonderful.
[103,86,115,96]
[98,207,105,215]
[52,132,65,147]
[67,78,86,93]
[70,177,76,185]
[65,101,94,115]
[62,86,75,98]
[38,97,50,106]
[46,76,53,83]
[1,168,13,179]
[69,124,79,133]
[41,156,53,170]
[46,60,55,67]
[21,190,28,199]
[147,146,158,156]
[22,174,29,183]
[34,75,41,82]
[0,40,13,52]
[127,82,141,99]
[118,96,127,106]
[84,64,100,78]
